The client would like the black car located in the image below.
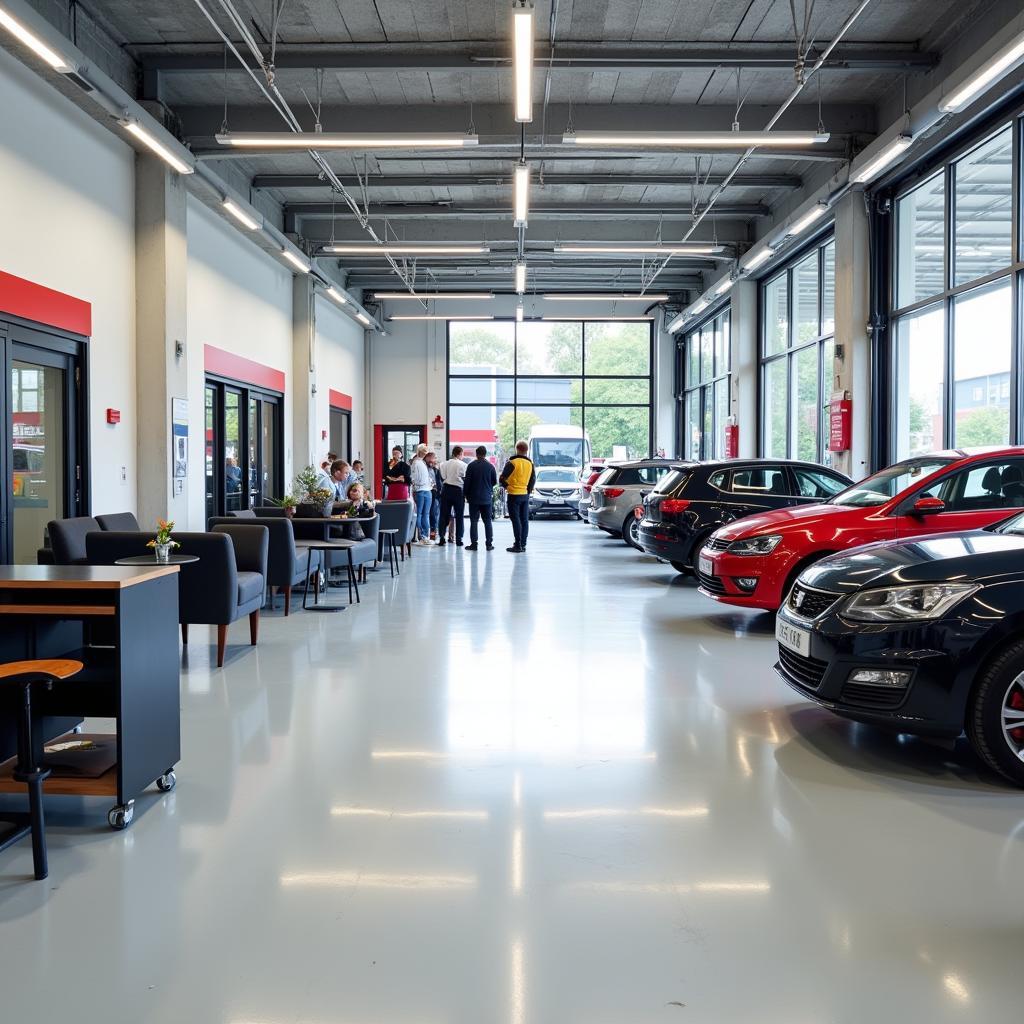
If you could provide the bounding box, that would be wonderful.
[774,515,1024,786]
[637,459,852,574]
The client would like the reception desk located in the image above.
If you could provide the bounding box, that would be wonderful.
[0,565,181,828]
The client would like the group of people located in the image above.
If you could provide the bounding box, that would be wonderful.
[385,441,536,554]
[316,454,371,508]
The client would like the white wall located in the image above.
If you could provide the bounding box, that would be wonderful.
[313,295,366,464]
[185,195,294,526]
[0,46,136,514]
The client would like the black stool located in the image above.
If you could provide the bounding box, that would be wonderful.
[0,659,83,880]
[379,528,400,577]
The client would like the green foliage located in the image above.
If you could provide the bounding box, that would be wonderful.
[497,409,542,452]
[956,406,1008,447]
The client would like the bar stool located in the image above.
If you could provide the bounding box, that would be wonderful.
[379,528,400,577]
[0,659,83,880]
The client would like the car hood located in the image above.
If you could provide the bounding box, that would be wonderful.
[712,501,852,541]
[800,529,1024,594]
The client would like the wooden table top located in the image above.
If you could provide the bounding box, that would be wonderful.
[0,565,180,589]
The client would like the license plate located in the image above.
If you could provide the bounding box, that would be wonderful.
[776,618,811,657]
[698,555,713,577]
[549,496,564,505]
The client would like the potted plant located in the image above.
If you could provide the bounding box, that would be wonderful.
[146,519,180,563]
[269,494,300,518]
[293,465,335,517]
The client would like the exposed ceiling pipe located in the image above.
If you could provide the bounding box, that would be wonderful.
[642,0,876,294]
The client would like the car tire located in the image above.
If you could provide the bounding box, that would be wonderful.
[688,535,712,575]
[670,560,691,574]
[966,641,1024,786]
[622,514,641,549]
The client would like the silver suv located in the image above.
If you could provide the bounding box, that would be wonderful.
[588,459,685,547]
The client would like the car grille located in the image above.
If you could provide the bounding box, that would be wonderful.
[697,569,727,595]
[787,584,840,620]
[839,682,907,710]
[705,536,730,552]
[777,645,828,690]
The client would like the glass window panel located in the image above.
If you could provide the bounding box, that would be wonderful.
[584,378,650,404]
[686,332,699,386]
[699,325,713,382]
[894,305,945,459]
[450,377,500,403]
[953,278,1011,448]
[714,378,729,459]
[764,273,789,355]
[449,321,515,375]
[763,358,788,457]
[584,321,650,375]
[685,392,701,460]
[205,385,215,522]
[262,399,279,502]
[822,241,835,336]
[820,337,835,469]
[452,405,515,464]
[793,467,847,499]
[939,461,1024,511]
[953,126,1014,287]
[794,251,820,343]
[516,378,581,405]
[516,321,583,374]
[793,345,819,463]
[247,397,259,509]
[731,467,787,494]
[586,406,650,460]
[702,387,713,459]
[714,313,729,376]
[224,390,242,512]
[896,171,945,306]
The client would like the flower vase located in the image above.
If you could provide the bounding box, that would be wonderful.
[154,542,173,563]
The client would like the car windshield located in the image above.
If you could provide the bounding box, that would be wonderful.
[537,468,578,483]
[653,469,690,494]
[829,458,954,508]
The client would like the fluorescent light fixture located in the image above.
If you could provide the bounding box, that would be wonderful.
[542,315,654,322]
[372,291,494,300]
[741,246,774,272]
[121,120,194,175]
[325,286,347,305]
[512,1,534,123]
[355,311,372,326]
[388,314,494,321]
[221,198,262,231]
[0,7,72,71]
[666,314,686,333]
[714,278,734,297]
[851,133,913,184]
[554,243,723,256]
[787,201,829,238]
[513,162,530,226]
[215,131,478,148]
[563,130,830,147]
[690,299,708,316]
[281,248,310,274]
[514,261,527,294]
[323,243,490,256]
[939,32,1024,112]
[543,292,670,301]
[516,302,524,322]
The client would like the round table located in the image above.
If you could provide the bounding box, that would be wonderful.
[114,554,199,566]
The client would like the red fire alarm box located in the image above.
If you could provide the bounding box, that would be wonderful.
[828,393,851,453]
[106,408,121,425]
[724,418,739,459]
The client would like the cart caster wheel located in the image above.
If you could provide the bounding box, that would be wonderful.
[108,801,135,830]
[157,771,176,792]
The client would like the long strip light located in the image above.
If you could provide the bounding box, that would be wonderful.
[222,198,262,231]
[325,286,347,306]
[323,243,490,256]
[281,248,310,274]
[542,315,654,322]
[121,120,194,175]
[513,1,534,123]
[214,131,479,149]
[850,133,913,184]
[543,292,670,301]
[562,130,830,148]
[388,314,494,321]
[553,243,723,256]
[372,291,494,300]
[0,6,72,71]
[939,32,1024,113]
[714,278,734,298]
[666,313,686,333]
[516,302,524,322]
[355,311,372,326]
[690,299,709,316]
[513,163,530,226]
[514,262,527,294]
[741,246,774,273]
[786,201,829,238]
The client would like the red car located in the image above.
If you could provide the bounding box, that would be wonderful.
[697,448,1024,611]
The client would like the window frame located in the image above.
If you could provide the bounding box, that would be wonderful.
[680,308,732,460]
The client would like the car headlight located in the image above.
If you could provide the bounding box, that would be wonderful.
[726,534,783,556]
[842,583,980,623]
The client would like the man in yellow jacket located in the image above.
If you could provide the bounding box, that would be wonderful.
[499,440,536,554]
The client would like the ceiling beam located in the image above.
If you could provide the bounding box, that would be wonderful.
[254,172,802,190]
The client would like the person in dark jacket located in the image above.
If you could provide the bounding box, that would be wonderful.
[464,446,498,551]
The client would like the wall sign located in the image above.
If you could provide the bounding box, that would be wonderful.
[172,398,189,479]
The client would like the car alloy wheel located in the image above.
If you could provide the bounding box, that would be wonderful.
[1000,673,1024,762]
[966,641,1024,786]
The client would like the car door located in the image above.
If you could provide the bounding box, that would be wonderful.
[720,464,795,523]
[788,466,850,507]
[895,459,1024,538]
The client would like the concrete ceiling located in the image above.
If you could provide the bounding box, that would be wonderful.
[29,0,997,297]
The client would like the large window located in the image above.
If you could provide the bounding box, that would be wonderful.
[892,122,1018,458]
[681,309,730,459]
[760,238,836,465]
[447,320,652,464]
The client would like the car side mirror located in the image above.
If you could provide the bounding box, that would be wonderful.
[912,496,946,516]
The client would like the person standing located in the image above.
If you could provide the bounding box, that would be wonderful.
[384,446,411,501]
[464,446,498,551]
[426,450,442,541]
[410,444,434,544]
[499,440,535,553]
[437,446,468,547]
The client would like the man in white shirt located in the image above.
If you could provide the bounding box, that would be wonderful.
[437,446,468,547]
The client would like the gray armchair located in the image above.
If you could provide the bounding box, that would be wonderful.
[376,502,416,560]
[86,527,268,667]
[96,512,140,531]
[46,516,100,565]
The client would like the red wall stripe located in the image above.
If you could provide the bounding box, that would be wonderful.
[329,388,353,411]
[204,344,286,393]
[0,270,91,336]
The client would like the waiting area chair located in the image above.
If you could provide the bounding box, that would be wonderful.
[45,516,100,565]
[376,501,416,560]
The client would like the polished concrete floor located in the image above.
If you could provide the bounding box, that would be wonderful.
[2,519,1024,1022]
